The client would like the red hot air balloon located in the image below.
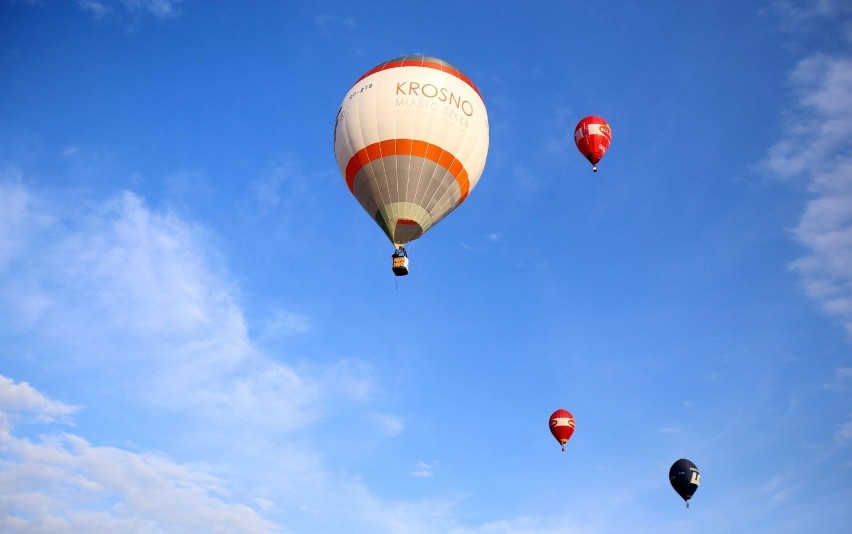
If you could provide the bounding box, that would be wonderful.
[549,409,575,451]
[574,116,612,172]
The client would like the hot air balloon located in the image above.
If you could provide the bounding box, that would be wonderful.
[549,409,575,451]
[669,458,700,507]
[574,115,611,172]
[334,55,490,276]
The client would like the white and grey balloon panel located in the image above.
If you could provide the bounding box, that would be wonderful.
[334,55,490,247]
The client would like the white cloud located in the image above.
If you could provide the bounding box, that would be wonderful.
[0,177,29,267]
[0,181,378,530]
[0,178,597,533]
[318,359,375,401]
[0,181,361,433]
[0,174,55,271]
[0,375,78,443]
[762,52,852,335]
[371,412,404,437]
[835,414,852,445]
[12,189,340,434]
[127,0,181,19]
[257,308,311,341]
[249,160,310,217]
[77,0,113,19]
[59,192,238,338]
[824,367,852,391]
[77,0,182,22]
[0,376,78,422]
[762,0,852,34]
[0,180,403,530]
[410,460,437,478]
[0,381,278,533]
[314,14,356,31]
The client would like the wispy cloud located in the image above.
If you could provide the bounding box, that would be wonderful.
[0,376,79,422]
[0,176,605,532]
[314,14,356,32]
[836,414,852,445]
[0,187,338,434]
[823,367,852,391]
[0,376,78,443]
[77,0,113,19]
[0,378,278,533]
[410,460,437,477]
[0,374,558,533]
[762,0,851,34]
[249,160,308,215]
[0,176,33,269]
[0,178,437,531]
[255,307,312,343]
[77,0,183,22]
[371,412,404,437]
[762,15,852,335]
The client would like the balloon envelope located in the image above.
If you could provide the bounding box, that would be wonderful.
[574,115,611,171]
[334,55,490,247]
[669,458,700,504]
[549,409,575,450]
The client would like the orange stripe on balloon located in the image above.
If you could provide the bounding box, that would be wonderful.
[345,139,470,204]
[366,142,382,161]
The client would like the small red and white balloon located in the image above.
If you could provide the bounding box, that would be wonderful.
[574,115,612,172]
[549,409,576,451]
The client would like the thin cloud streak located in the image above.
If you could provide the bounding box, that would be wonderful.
[837,414,852,445]
[77,0,183,21]
[763,52,852,335]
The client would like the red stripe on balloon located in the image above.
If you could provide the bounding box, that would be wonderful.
[345,139,470,204]
[354,59,482,99]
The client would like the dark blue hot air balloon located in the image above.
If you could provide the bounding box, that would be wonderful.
[669,459,700,507]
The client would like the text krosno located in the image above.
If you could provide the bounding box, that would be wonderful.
[395,82,474,117]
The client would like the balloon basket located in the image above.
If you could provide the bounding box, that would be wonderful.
[392,249,409,277]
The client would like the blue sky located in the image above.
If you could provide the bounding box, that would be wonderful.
[1,1,851,532]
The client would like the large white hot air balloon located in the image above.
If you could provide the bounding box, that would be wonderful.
[334,55,490,276]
